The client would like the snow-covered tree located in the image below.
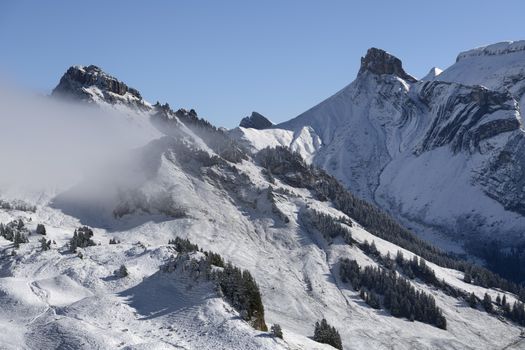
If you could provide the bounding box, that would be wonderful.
[313,318,343,350]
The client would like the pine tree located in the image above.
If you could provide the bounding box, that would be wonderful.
[313,318,343,350]
[271,324,283,339]
[39,237,51,251]
[36,224,46,235]
[482,293,493,313]
[13,231,28,248]
[468,292,478,308]
[117,265,129,278]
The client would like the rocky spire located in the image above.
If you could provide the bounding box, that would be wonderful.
[358,48,417,82]
[52,65,143,102]
[239,111,273,129]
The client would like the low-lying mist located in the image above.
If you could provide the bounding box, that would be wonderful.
[0,86,156,198]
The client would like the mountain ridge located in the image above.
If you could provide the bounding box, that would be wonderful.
[2,48,525,349]
[233,43,525,278]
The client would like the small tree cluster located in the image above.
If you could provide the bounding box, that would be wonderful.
[168,237,199,253]
[361,240,379,256]
[340,258,446,329]
[394,252,439,286]
[302,208,353,244]
[205,251,225,268]
[0,199,36,212]
[109,238,120,244]
[313,318,343,350]
[216,263,267,331]
[506,301,525,326]
[0,220,29,247]
[69,226,96,252]
[168,237,225,267]
[39,237,51,251]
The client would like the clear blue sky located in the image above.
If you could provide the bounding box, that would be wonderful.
[1,1,524,128]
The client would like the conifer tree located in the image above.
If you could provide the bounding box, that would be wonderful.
[468,292,478,308]
[482,293,493,313]
[36,224,46,235]
[313,318,343,350]
[271,324,283,339]
[39,237,51,251]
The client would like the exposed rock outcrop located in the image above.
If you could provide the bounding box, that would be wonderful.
[358,48,417,82]
[52,65,144,106]
[239,112,273,129]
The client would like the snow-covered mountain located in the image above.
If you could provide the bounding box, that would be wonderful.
[233,44,525,261]
[2,64,525,350]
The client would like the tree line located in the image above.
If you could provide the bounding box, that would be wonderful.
[340,258,447,329]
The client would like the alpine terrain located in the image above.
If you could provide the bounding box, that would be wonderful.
[1,51,525,350]
[233,41,525,284]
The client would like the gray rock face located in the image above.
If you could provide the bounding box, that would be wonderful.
[239,112,273,129]
[476,134,525,215]
[416,81,520,154]
[52,65,143,103]
[358,48,417,82]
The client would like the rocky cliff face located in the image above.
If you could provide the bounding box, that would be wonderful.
[415,81,520,154]
[52,65,148,109]
[358,48,417,82]
[239,111,273,129]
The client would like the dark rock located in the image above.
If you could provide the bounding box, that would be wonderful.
[358,48,417,83]
[52,65,143,102]
[239,112,273,129]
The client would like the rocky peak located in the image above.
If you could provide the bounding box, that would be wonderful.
[52,65,143,102]
[239,111,273,129]
[358,48,417,83]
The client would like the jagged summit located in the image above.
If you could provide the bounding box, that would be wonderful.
[239,111,273,129]
[358,47,417,82]
[52,65,144,105]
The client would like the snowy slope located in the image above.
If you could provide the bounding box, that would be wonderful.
[233,46,525,252]
[230,126,322,163]
[437,40,525,113]
[1,65,524,350]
